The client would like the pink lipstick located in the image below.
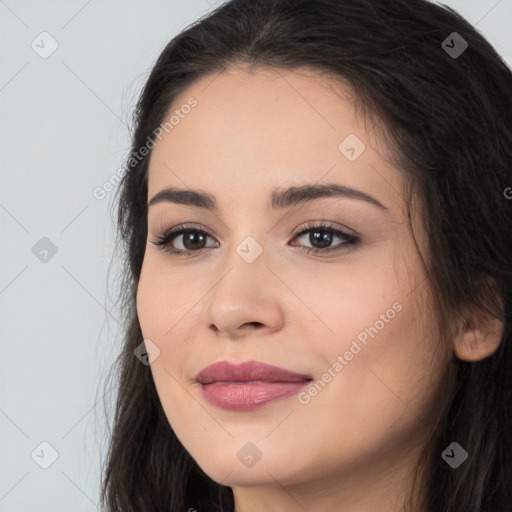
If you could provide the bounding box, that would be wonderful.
[195,360,312,411]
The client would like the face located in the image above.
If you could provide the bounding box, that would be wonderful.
[136,65,450,501]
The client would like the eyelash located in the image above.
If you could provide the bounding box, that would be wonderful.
[151,221,360,257]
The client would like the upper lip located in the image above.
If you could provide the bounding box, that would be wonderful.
[195,360,313,384]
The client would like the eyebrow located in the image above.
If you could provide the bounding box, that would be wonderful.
[148,183,389,212]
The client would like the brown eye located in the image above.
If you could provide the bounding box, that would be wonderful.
[290,222,360,255]
[152,225,218,256]
[151,221,360,257]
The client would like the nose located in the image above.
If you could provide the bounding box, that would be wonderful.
[204,255,285,340]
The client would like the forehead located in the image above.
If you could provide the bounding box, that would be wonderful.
[147,65,402,215]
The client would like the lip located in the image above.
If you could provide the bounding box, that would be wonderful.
[196,360,313,411]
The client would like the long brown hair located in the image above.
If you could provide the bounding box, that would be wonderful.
[99,1,512,510]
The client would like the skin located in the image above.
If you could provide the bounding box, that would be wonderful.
[136,65,503,512]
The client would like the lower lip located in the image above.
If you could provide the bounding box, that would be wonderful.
[199,381,311,411]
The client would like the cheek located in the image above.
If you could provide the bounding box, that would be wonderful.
[318,277,442,432]
[136,258,212,390]
[136,264,186,378]
[136,257,197,341]
[137,270,165,337]
[295,248,443,415]
[136,267,199,419]
[278,253,400,345]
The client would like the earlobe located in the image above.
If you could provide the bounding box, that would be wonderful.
[453,310,504,362]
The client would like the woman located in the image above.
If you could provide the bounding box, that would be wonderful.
[100,0,512,510]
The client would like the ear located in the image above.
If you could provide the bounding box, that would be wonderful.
[453,305,504,362]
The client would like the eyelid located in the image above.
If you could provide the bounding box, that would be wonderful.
[151,220,360,257]
[291,219,357,238]
[150,218,356,239]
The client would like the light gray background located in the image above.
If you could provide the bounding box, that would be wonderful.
[1,0,511,510]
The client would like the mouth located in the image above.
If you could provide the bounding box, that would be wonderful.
[195,360,313,411]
